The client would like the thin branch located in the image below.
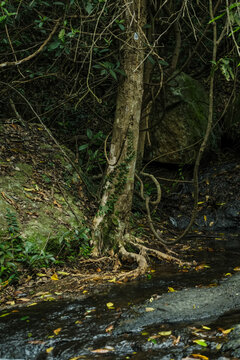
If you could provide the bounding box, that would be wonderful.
[0,19,60,68]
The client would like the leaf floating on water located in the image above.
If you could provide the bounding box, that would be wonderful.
[145,307,155,312]
[51,273,59,281]
[46,347,54,353]
[0,312,11,317]
[53,327,62,335]
[168,287,176,292]
[27,303,37,307]
[195,264,210,271]
[193,339,208,347]
[106,302,114,309]
[224,273,232,277]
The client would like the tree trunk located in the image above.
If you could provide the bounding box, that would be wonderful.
[92,0,147,255]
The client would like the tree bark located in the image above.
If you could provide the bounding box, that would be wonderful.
[92,0,147,255]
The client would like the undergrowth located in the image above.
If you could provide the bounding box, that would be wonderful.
[0,209,92,284]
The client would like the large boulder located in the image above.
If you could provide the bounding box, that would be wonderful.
[146,72,215,164]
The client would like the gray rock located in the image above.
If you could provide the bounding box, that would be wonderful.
[115,273,240,334]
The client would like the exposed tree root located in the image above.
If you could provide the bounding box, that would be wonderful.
[115,234,193,281]
[118,244,148,280]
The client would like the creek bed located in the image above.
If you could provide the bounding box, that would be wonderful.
[0,236,240,360]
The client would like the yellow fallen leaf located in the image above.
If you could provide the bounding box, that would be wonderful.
[209,221,214,227]
[53,327,62,335]
[51,273,59,281]
[27,303,37,307]
[108,278,116,283]
[37,273,47,277]
[219,327,234,335]
[168,287,176,292]
[145,307,155,312]
[106,302,114,309]
[202,325,211,330]
[158,331,172,336]
[234,266,240,271]
[24,188,36,192]
[75,320,82,324]
[198,201,204,204]
[204,215,207,222]
[191,354,209,360]
[46,347,54,353]
[224,273,232,277]
[6,301,15,306]
[195,264,210,271]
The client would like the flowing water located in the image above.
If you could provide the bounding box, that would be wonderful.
[0,237,240,360]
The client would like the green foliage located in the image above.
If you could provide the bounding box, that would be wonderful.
[1,209,92,283]
[47,226,92,262]
[219,58,234,81]
[0,209,55,283]
[78,129,106,174]
[93,60,126,81]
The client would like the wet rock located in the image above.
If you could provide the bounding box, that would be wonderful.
[222,324,240,358]
[115,273,240,334]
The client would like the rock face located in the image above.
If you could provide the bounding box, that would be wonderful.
[115,272,240,334]
[147,72,212,164]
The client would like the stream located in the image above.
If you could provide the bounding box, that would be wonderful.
[1,236,240,360]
